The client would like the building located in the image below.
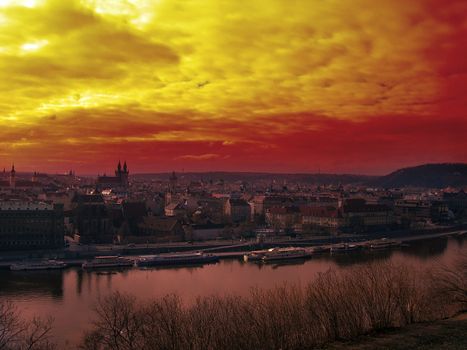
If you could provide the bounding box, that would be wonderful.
[186,223,226,241]
[138,216,185,242]
[443,190,467,216]
[96,161,129,190]
[266,198,395,235]
[165,202,187,217]
[70,193,112,243]
[341,198,395,229]
[265,206,300,231]
[0,201,64,250]
[225,198,251,223]
[394,199,431,221]
[301,206,343,233]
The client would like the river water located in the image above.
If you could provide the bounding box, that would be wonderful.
[0,236,465,348]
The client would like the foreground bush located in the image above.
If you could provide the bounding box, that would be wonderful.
[80,256,467,350]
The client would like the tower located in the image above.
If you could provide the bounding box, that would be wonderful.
[9,164,16,188]
[115,160,122,177]
[121,161,129,186]
[169,171,177,193]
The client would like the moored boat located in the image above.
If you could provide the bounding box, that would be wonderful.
[369,238,401,250]
[262,247,311,262]
[136,252,219,267]
[10,259,67,271]
[330,243,359,253]
[243,249,269,262]
[82,256,134,269]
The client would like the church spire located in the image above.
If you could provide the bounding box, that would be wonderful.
[9,163,16,188]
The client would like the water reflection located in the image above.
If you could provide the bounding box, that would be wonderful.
[328,249,393,266]
[269,259,307,269]
[401,237,448,259]
[0,270,63,298]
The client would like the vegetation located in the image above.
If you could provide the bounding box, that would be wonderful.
[0,301,55,350]
[80,253,467,350]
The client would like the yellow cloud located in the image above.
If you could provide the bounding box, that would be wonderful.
[0,0,463,168]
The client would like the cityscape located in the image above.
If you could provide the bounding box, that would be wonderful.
[0,0,466,350]
[0,162,466,251]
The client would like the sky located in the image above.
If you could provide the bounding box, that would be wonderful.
[0,0,466,175]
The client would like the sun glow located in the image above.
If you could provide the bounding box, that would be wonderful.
[20,39,48,52]
[0,0,40,8]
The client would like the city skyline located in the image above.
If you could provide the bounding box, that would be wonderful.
[1,0,466,175]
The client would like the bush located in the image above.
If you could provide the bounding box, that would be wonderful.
[80,255,467,350]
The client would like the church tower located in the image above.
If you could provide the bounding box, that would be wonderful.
[115,160,122,177]
[169,171,177,193]
[121,161,129,187]
[9,164,16,188]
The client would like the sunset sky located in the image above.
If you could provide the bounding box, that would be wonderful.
[0,0,466,175]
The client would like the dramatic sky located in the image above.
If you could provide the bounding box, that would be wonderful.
[0,0,466,175]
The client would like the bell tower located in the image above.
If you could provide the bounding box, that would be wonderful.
[121,161,129,187]
[9,164,16,188]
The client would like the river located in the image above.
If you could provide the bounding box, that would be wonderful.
[0,236,465,348]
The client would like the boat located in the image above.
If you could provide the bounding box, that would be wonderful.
[330,243,359,253]
[10,259,67,271]
[82,256,134,269]
[262,247,311,262]
[135,252,219,267]
[243,249,270,262]
[369,239,401,250]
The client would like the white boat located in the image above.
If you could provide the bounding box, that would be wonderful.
[136,252,219,267]
[10,259,67,271]
[262,247,311,262]
[243,249,270,262]
[82,256,134,269]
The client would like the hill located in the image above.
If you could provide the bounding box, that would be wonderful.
[371,163,467,188]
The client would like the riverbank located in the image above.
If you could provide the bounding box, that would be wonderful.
[323,313,467,350]
[0,228,465,269]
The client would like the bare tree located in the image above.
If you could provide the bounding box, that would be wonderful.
[434,248,467,311]
[0,301,55,350]
[81,292,146,350]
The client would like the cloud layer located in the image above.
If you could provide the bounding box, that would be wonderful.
[0,0,465,174]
